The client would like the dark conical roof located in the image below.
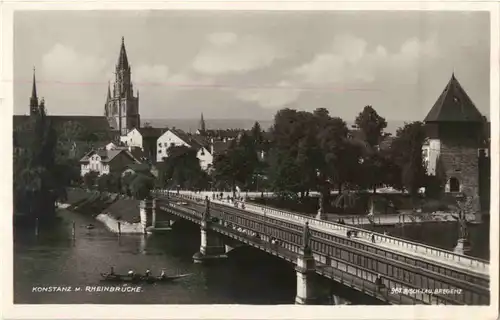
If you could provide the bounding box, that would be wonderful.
[117,36,129,69]
[424,73,484,123]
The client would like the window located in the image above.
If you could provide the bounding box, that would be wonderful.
[449,177,460,192]
[158,143,162,147]
[158,149,162,153]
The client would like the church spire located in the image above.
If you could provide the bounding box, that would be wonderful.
[30,66,39,116]
[199,113,206,132]
[117,36,129,70]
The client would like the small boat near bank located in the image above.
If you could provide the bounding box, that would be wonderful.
[100,272,192,284]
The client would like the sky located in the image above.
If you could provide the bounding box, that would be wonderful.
[14,10,490,123]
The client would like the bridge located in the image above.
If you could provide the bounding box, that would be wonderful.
[145,190,489,306]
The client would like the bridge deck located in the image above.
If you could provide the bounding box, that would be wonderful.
[171,192,488,277]
[217,198,488,276]
[162,203,425,305]
[157,196,489,305]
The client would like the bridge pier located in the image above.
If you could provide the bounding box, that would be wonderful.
[139,199,154,233]
[193,197,227,263]
[295,251,319,304]
[193,222,227,263]
[295,222,319,305]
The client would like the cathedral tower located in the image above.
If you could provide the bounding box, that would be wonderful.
[424,73,487,211]
[104,37,140,136]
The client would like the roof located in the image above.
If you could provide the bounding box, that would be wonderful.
[212,141,230,154]
[137,127,168,138]
[80,148,139,163]
[169,128,205,150]
[424,74,484,123]
[126,163,151,172]
[200,129,242,139]
[14,115,111,132]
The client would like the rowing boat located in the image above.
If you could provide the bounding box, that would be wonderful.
[100,272,192,283]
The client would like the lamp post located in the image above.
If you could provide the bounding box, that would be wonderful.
[454,193,471,255]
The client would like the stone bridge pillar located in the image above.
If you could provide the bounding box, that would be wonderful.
[139,199,154,233]
[295,222,319,304]
[193,197,226,263]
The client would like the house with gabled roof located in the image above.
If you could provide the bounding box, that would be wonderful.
[156,128,213,170]
[79,148,141,177]
[120,126,169,161]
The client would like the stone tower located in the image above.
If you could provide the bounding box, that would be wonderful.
[104,37,140,136]
[30,67,39,116]
[424,73,487,211]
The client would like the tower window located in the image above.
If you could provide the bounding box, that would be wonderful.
[449,177,460,192]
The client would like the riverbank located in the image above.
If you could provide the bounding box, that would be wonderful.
[95,212,144,234]
[65,188,144,234]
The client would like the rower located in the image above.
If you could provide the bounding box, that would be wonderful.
[128,269,135,277]
[145,269,151,277]
[160,269,166,279]
[110,267,115,275]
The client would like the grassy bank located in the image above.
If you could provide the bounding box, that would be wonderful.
[66,188,141,224]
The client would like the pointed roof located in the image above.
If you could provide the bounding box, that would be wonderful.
[31,67,38,100]
[424,73,484,123]
[117,36,129,70]
[199,113,206,131]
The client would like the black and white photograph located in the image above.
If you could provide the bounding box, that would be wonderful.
[3,2,499,319]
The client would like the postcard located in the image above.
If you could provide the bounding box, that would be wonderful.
[2,1,498,319]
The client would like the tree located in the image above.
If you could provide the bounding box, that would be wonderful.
[129,173,155,200]
[266,148,303,196]
[13,100,62,221]
[355,105,388,148]
[157,145,206,189]
[250,121,264,150]
[97,174,111,192]
[83,171,99,189]
[390,122,427,205]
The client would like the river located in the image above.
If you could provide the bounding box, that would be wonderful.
[13,209,488,304]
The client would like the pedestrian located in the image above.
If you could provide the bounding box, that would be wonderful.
[375,274,382,293]
[347,230,351,238]
[371,233,375,243]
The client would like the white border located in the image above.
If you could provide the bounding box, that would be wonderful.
[1,1,498,319]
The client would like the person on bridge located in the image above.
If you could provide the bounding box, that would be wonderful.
[375,274,383,293]
[371,233,376,243]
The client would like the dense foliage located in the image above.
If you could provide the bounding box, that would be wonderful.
[14,102,68,221]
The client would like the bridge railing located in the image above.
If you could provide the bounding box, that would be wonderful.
[153,190,489,271]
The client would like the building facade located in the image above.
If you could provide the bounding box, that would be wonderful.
[104,37,140,136]
[156,129,213,170]
[80,148,140,177]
